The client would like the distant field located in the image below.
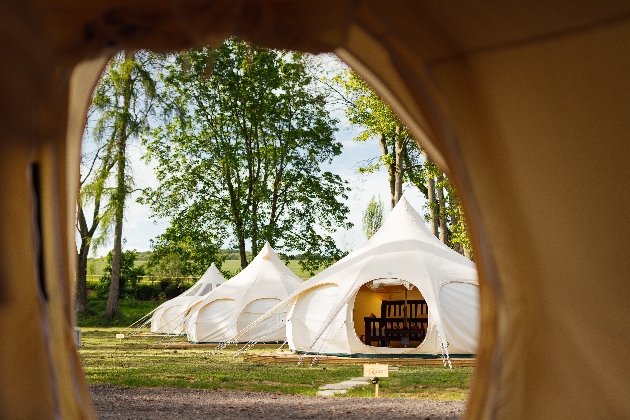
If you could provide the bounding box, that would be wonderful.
[87,258,322,281]
[221,259,319,280]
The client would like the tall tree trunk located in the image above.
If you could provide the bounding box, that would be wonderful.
[233,208,248,269]
[75,240,89,314]
[421,150,439,237]
[75,146,112,314]
[427,177,439,236]
[393,127,404,206]
[251,201,259,257]
[238,236,248,269]
[450,213,463,254]
[106,207,123,317]
[75,206,89,314]
[378,133,396,209]
[106,126,127,317]
[437,174,447,244]
[225,167,248,270]
[106,52,133,318]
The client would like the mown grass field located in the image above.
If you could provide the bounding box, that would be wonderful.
[88,259,320,280]
[221,259,319,279]
[78,328,473,400]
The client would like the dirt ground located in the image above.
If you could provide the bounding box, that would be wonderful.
[90,385,466,419]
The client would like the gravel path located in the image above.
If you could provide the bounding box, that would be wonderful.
[90,385,465,419]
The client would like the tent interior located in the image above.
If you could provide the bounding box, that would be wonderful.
[352,281,426,349]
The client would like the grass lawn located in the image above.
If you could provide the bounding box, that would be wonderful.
[78,328,473,400]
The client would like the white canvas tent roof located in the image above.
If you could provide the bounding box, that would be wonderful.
[150,263,226,334]
[280,196,478,356]
[186,243,303,343]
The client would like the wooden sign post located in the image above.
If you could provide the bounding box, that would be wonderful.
[364,364,389,397]
[115,333,124,343]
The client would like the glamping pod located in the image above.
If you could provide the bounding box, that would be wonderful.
[186,243,303,343]
[285,196,478,356]
[150,263,226,334]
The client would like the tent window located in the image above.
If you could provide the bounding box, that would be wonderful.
[352,282,427,348]
[185,283,203,296]
[184,282,213,297]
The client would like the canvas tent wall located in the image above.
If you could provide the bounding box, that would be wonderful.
[4,1,630,418]
[186,243,303,343]
[285,197,478,356]
[150,263,226,334]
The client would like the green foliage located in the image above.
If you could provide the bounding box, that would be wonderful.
[362,195,384,239]
[144,226,226,279]
[94,250,146,300]
[438,179,473,257]
[334,70,404,142]
[133,283,161,301]
[86,51,161,316]
[220,259,320,280]
[334,67,473,258]
[135,251,151,262]
[333,69,424,185]
[76,299,159,327]
[141,39,352,272]
[222,248,251,260]
[88,51,159,250]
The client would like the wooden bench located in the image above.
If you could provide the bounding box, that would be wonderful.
[364,300,428,347]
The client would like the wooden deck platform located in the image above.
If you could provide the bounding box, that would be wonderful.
[146,342,284,349]
[141,342,475,367]
[243,352,475,367]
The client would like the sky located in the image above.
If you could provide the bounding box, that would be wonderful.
[85,54,429,257]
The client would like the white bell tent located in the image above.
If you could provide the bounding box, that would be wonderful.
[278,196,479,357]
[150,263,226,334]
[186,243,303,343]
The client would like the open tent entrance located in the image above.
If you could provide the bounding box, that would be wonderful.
[352,279,428,349]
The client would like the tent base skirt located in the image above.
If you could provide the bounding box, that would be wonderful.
[295,351,475,359]
[147,342,285,349]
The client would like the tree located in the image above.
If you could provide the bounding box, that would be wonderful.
[333,70,412,210]
[141,39,352,275]
[75,132,116,314]
[91,51,157,317]
[94,249,145,300]
[362,195,384,239]
[334,68,473,258]
[144,225,226,279]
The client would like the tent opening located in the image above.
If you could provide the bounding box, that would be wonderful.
[352,279,427,349]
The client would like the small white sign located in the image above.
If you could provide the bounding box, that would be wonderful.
[115,334,125,339]
[364,364,389,377]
